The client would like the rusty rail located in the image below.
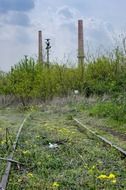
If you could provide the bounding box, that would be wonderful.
[73,118,126,157]
[0,114,30,190]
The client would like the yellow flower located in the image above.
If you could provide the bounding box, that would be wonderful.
[52,182,60,187]
[97,174,108,179]
[88,167,95,174]
[27,172,33,178]
[108,173,116,179]
[112,179,116,183]
[1,140,6,145]
[97,173,116,183]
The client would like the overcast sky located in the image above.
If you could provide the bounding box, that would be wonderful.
[0,0,126,71]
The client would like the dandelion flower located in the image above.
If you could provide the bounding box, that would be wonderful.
[97,174,108,179]
[52,182,60,187]
[108,173,116,179]
[1,140,6,145]
[112,179,116,183]
[97,173,116,183]
[27,173,33,178]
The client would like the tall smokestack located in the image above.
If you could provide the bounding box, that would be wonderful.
[38,30,43,64]
[78,20,84,67]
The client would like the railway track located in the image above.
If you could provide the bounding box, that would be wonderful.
[0,111,126,189]
[73,118,126,157]
[0,114,30,190]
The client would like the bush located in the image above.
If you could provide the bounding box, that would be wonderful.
[1,45,126,105]
[89,100,126,122]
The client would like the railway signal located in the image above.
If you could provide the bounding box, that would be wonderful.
[45,39,51,67]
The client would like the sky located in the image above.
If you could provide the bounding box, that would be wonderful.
[0,0,126,71]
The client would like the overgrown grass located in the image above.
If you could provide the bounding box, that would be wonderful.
[0,108,26,177]
[89,101,126,122]
[3,107,126,190]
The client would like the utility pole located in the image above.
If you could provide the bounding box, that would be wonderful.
[38,30,43,64]
[78,20,84,67]
[45,39,51,67]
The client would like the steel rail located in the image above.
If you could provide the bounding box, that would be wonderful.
[73,118,126,156]
[0,157,25,165]
[0,114,30,190]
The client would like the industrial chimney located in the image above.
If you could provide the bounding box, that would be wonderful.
[38,30,43,64]
[78,20,84,67]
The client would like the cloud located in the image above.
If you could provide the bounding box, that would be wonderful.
[0,24,35,71]
[5,12,30,27]
[0,0,125,71]
[31,5,116,63]
[0,0,35,13]
[43,7,78,61]
[15,28,32,44]
[56,6,74,19]
[0,11,31,27]
[41,7,115,61]
[55,6,79,23]
[0,0,35,27]
[84,18,115,48]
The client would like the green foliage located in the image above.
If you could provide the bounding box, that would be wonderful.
[0,70,8,94]
[1,45,126,105]
[4,59,81,105]
[89,100,126,122]
[85,56,117,95]
[7,58,36,105]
